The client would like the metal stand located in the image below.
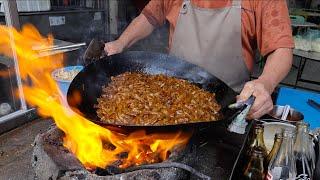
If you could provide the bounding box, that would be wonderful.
[0,0,37,134]
[294,49,320,90]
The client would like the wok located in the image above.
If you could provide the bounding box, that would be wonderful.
[67,51,239,129]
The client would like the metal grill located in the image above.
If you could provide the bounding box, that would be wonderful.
[50,0,105,10]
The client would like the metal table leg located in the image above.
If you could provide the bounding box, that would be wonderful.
[295,57,320,87]
[295,56,304,88]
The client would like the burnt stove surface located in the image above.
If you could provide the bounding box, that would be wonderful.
[32,122,249,180]
[185,122,248,179]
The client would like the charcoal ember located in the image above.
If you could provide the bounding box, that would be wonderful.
[137,152,161,165]
[116,152,128,159]
[94,166,123,176]
[94,167,109,176]
[111,159,123,167]
[102,140,116,150]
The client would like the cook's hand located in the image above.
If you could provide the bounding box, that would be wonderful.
[104,40,125,56]
[237,79,274,119]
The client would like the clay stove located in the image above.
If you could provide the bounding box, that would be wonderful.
[31,125,200,180]
[32,122,248,180]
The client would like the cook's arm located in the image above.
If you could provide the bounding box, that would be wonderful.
[105,14,155,55]
[258,48,293,92]
[239,48,293,119]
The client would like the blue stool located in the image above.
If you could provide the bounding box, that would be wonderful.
[276,87,320,129]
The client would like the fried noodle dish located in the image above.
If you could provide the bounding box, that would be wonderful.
[96,72,221,126]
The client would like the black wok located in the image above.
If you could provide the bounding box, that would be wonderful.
[67,51,238,129]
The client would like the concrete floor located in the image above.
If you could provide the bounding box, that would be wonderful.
[0,119,53,180]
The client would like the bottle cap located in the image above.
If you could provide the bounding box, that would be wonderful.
[296,121,310,129]
[254,124,264,129]
[254,125,264,133]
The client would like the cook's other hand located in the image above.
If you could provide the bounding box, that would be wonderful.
[104,40,125,56]
[237,79,274,119]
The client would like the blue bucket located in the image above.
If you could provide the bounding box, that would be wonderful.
[52,66,84,96]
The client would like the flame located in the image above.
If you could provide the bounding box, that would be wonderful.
[0,24,192,170]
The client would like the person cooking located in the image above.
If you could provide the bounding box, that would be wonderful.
[103,0,294,119]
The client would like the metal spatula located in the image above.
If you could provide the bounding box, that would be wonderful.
[228,96,255,134]
[83,39,106,64]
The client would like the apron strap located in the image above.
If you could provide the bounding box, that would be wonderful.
[182,0,241,10]
[180,0,190,14]
[232,0,242,8]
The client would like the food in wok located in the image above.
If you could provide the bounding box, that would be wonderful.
[95,72,221,126]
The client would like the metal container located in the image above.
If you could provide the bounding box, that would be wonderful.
[268,105,304,122]
[261,121,296,152]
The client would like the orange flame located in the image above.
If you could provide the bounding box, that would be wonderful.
[0,24,192,169]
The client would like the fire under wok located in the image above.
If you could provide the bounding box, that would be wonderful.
[67,51,239,128]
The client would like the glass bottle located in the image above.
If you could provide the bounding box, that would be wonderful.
[247,125,268,158]
[308,135,316,172]
[294,122,313,179]
[247,123,263,143]
[243,146,266,180]
[265,132,283,169]
[267,129,296,180]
